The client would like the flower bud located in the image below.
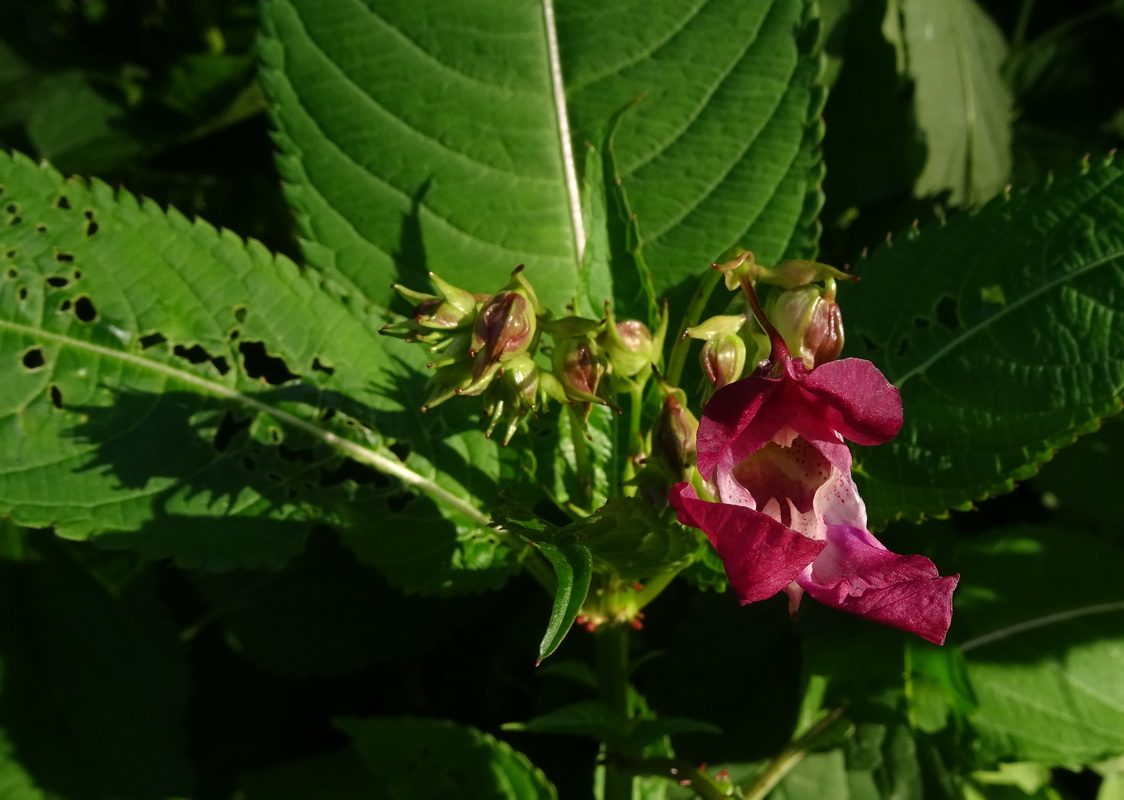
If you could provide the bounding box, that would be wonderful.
[701,334,747,388]
[391,273,478,330]
[483,353,540,444]
[598,302,668,379]
[652,391,698,472]
[552,335,608,406]
[766,280,845,368]
[472,291,535,362]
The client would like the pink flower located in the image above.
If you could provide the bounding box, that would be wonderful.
[670,353,958,644]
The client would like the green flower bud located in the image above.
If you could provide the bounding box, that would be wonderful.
[598,302,667,379]
[552,335,608,406]
[482,353,540,444]
[701,334,746,388]
[766,280,845,368]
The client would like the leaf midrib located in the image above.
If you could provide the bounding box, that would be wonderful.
[0,318,490,527]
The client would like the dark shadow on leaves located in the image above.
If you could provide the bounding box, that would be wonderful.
[64,383,516,587]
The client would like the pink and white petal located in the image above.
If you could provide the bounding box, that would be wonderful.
[669,483,826,605]
[799,358,903,446]
[812,467,868,535]
[696,375,783,480]
[796,525,958,645]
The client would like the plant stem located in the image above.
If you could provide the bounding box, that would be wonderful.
[596,622,634,800]
[666,268,723,388]
[1011,0,1036,49]
[740,708,846,800]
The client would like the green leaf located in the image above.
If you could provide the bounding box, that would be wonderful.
[0,150,510,587]
[338,716,558,800]
[895,0,1013,204]
[574,497,696,581]
[0,538,193,798]
[505,700,626,741]
[847,156,1124,525]
[533,538,594,663]
[259,0,825,317]
[953,526,1124,766]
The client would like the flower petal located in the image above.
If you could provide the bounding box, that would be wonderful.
[670,483,826,605]
[797,358,903,446]
[797,525,959,644]
[695,374,783,481]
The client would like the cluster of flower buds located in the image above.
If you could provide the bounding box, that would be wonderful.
[688,250,855,384]
[381,266,666,443]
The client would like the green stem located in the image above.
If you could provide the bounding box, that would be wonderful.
[740,708,846,800]
[666,268,723,388]
[1010,0,1036,49]
[596,622,635,800]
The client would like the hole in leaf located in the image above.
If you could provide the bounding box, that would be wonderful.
[56,196,71,210]
[45,276,69,288]
[320,407,337,423]
[17,287,27,301]
[21,347,45,370]
[83,210,95,219]
[172,344,229,375]
[895,337,910,357]
[5,251,15,261]
[286,488,299,500]
[213,412,251,452]
[233,306,247,323]
[229,329,240,340]
[73,270,82,280]
[242,456,256,471]
[35,223,47,233]
[139,333,166,349]
[311,357,335,376]
[59,299,71,312]
[56,252,74,263]
[9,216,22,225]
[239,341,300,385]
[85,220,99,236]
[49,384,63,409]
[5,268,17,278]
[5,204,16,214]
[74,296,97,322]
[269,428,282,444]
[935,295,959,331]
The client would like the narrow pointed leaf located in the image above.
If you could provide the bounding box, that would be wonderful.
[532,538,593,662]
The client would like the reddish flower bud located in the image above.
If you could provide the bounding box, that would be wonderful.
[552,336,607,403]
[766,281,845,368]
[701,335,747,389]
